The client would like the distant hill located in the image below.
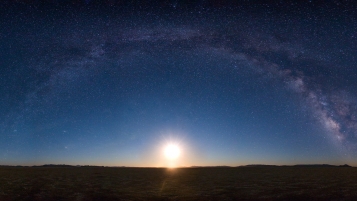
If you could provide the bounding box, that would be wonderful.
[240,164,352,168]
[37,164,75,167]
[294,164,351,167]
[190,166,231,168]
[293,164,335,167]
[339,164,352,167]
[243,164,278,167]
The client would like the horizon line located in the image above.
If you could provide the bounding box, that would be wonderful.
[0,164,353,168]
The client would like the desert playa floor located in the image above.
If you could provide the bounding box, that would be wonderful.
[0,166,356,201]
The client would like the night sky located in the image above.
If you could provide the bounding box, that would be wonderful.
[1,1,357,167]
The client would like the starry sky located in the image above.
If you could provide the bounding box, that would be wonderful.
[1,1,357,167]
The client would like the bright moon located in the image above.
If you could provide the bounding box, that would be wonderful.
[164,144,180,160]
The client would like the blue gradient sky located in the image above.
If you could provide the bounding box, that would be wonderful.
[1,1,356,166]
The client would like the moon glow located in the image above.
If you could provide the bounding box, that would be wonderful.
[164,144,180,160]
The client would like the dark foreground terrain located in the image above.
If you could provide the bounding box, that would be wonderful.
[0,167,357,201]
